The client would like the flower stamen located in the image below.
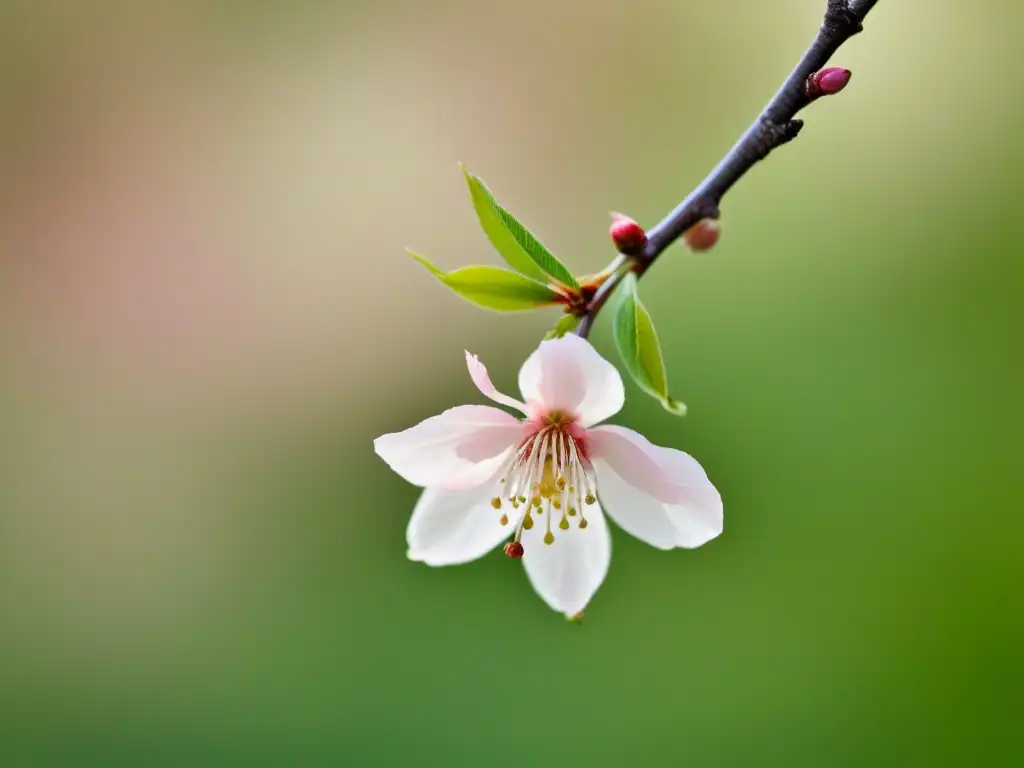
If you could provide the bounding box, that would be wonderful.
[495,416,597,556]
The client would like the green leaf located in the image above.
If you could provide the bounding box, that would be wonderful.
[544,314,581,340]
[407,250,560,312]
[612,273,687,415]
[461,165,579,289]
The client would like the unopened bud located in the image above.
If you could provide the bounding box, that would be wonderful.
[609,213,647,255]
[806,67,852,99]
[504,541,524,559]
[684,218,721,252]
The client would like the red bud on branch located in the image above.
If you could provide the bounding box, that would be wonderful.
[609,213,647,255]
[684,219,721,252]
[806,67,852,99]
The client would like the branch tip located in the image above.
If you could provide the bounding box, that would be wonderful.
[574,0,882,334]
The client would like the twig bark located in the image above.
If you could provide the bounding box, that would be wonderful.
[576,0,881,338]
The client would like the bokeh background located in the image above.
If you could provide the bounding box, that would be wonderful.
[1,0,1021,764]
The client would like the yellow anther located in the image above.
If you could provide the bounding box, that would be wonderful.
[552,499,562,510]
[518,496,527,504]
[499,513,509,526]
[531,495,542,508]
[559,517,569,531]
[568,506,577,517]
[512,500,520,509]
[491,497,502,510]
[522,514,534,530]
[556,476,566,491]
[585,494,596,506]
[569,486,576,494]
[543,531,555,545]
[579,518,589,529]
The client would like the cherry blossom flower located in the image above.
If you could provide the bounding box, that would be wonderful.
[373,335,722,617]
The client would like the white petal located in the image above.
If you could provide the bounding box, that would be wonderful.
[374,405,524,489]
[666,493,723,548]
[591,458,678,549]
[588,425,706,504]
[517,335,624,426]
[590,426,723,549]
[521,503,611,616]
[406,477,512,566]
[465,351,527,413]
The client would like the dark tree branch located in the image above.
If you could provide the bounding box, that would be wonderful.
[576,0,881,338]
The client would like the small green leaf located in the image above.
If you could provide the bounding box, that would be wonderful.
[612,273,687,415]
[544,314,581,340]
[407,250,560,312]
[461,166,579,289]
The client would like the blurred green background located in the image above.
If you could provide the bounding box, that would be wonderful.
[1,0,1022,765]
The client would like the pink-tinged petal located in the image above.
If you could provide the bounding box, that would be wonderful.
[591,458,678,550]
[588,425,707,504]
[407,479,511,566]
[465,351,527,413]
[374,405,524,490]
[521,503,611,616]
[590,426,723,550]
[517,335,624,426]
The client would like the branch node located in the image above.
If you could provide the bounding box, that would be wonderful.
[780,119,804,144]
[693,196,720,221]
[754,119,804,159]
[824,1,864,35]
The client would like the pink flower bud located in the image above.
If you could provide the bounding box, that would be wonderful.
[806,67,852,98]
[684,218,720,252]
[609,213,647,255]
